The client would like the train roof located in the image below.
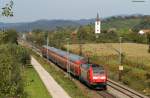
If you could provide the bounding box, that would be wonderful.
[43,45,84,61]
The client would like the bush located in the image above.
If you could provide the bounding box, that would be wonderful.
[0,44,30,97]
[0,29,18,44]
[0,54,25,98]
[0,44,31,66]
[122,76,131,85]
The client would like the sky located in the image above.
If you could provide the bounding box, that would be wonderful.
[0,0,150,23]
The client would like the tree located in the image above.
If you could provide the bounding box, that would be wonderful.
[0,44,30,65]
[1,0,14,17]
[0,52,25,98]
[132,17,150,32]
[0,44,30,98]
[27,29,46,46]
[0,29,18,44]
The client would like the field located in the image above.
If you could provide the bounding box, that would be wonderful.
[67,43,149,57]
[66,43,150,66]
[64,43,150,96]
[24,66,51,98]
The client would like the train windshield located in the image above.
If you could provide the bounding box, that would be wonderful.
[92,64,105,74]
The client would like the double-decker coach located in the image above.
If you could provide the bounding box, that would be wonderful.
[41,45,107,89]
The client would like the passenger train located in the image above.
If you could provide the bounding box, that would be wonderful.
[41,45,107,89]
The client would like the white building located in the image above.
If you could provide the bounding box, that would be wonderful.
[95,13,101,34]
[138,30,145,35]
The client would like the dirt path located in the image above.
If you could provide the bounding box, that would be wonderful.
[31,56,71,98]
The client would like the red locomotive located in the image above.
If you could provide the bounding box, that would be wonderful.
[41,45,107,89]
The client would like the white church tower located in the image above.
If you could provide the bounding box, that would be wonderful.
[95,13,101,34]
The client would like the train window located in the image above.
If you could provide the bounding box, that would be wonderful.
[81,64,89,70]
[92,64,104,74]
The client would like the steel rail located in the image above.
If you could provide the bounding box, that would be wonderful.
[97,91,116,98]
[108,79,149,98]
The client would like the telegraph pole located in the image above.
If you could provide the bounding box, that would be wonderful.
[119,37,123,81]
[147,33,150,53]
[139,30,150,53]
[79,41,82,56]
[66,38,71,79]
[46,34,49,60]
[78,30,83,56]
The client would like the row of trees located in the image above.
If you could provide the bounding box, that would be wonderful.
[25,23,147,49]
[132,17,150,32]
[26,27,74,48]
[0,29,30,98]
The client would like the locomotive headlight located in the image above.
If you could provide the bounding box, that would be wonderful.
[93,76,98,79]
[93,76,106,80]
[100,76,106,80]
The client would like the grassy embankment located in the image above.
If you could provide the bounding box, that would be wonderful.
[30,50,92,98]
[64,43,150,96]
[24,66,51,98]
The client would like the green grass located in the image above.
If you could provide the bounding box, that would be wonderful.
[24,66,51,98]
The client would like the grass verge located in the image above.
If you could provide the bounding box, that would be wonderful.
[24,66,51,98]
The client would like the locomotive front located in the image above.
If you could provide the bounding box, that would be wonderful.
[80,63,107,89]
[89,64,107,89]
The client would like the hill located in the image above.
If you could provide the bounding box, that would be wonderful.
[132,17,150,32]
[0,15,149,32]
[0,19,95,32]
[101,15,145,35]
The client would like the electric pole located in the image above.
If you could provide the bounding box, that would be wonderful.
[119,37,123,81]
[46,33,49,60]
[66,38,71,79]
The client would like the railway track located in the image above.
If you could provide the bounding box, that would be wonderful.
[97,91,116,98]
[107,79,149,98]
[19,40,149,98]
